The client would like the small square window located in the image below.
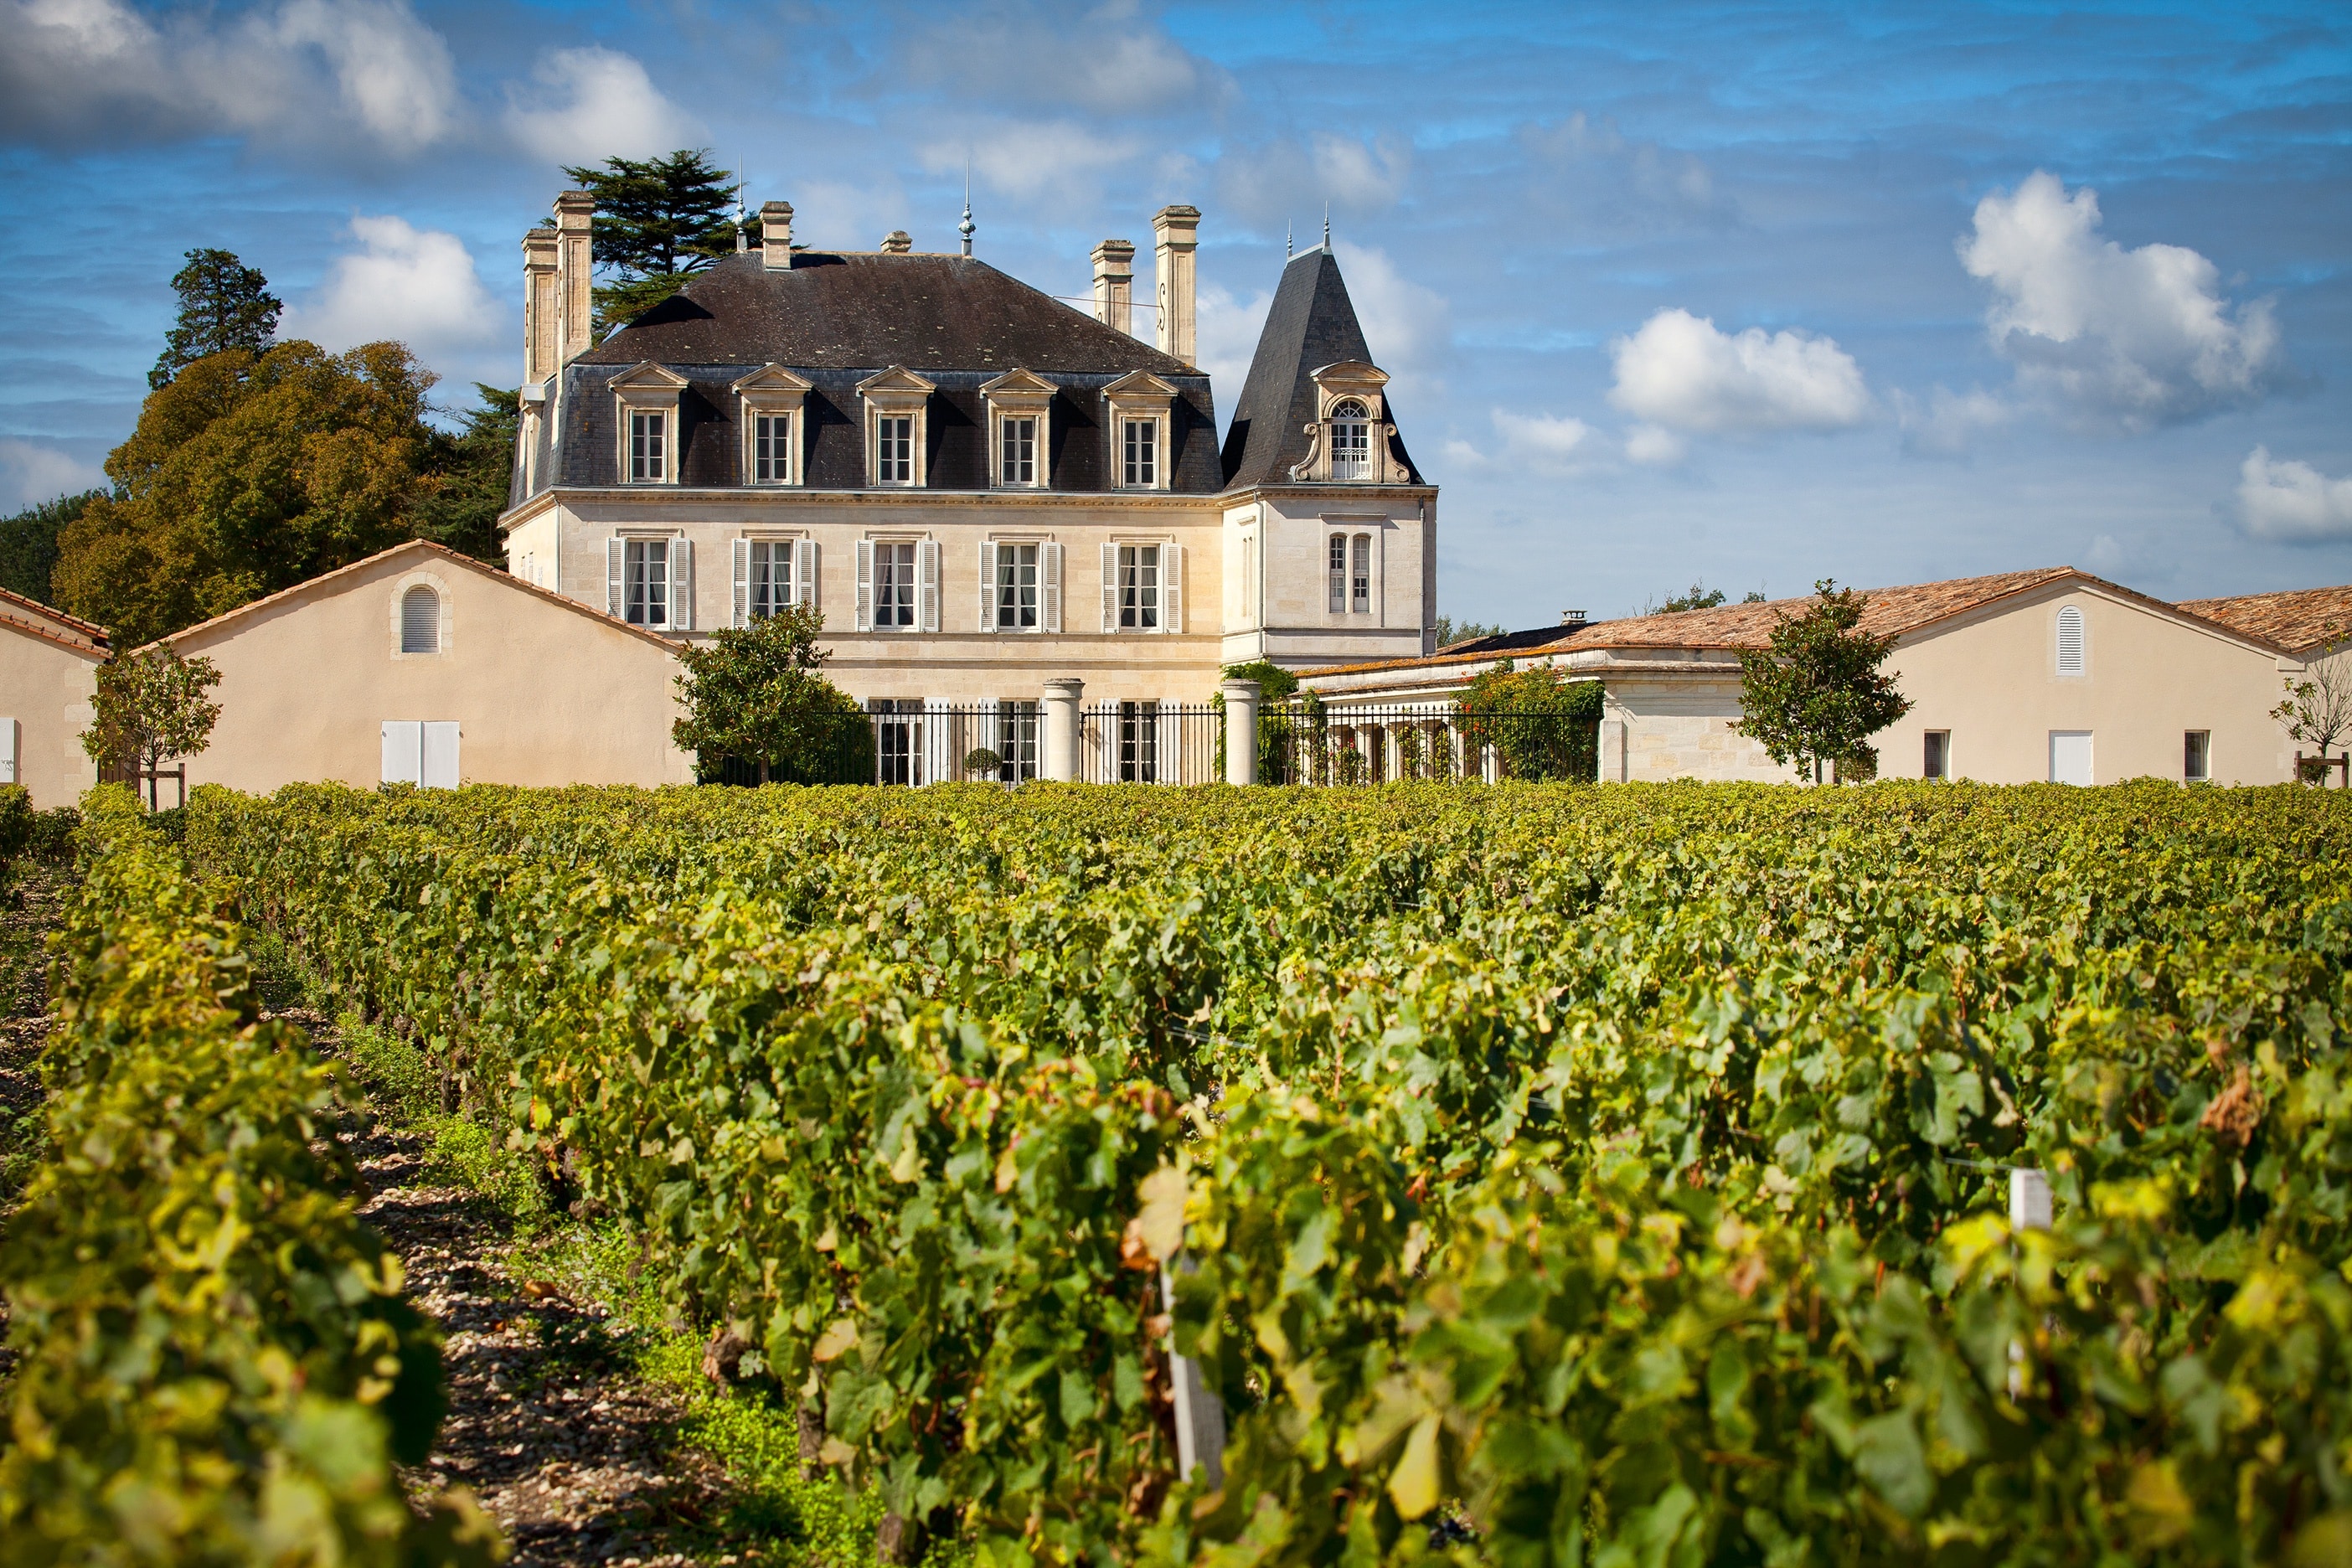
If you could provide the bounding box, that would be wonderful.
[2184,730,2210,782]
[1924,730,1950,780]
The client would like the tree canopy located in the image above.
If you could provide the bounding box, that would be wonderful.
[1735,579,1912,783]
[1431,615,1507,648]
[0,490,101,606]
[673,605,869,784]
[151,250,281,390]
[560,150,748,336]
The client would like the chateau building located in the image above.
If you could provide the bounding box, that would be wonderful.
[498,192,1437,778]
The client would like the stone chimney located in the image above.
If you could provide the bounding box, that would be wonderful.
[1152,204,1199,367]
[554,190,596,366]
[1561,610,1587,627]
[760,200,793,270]
[879,230,912,254]
[1091,239,1135,335]
[521,225,558,387]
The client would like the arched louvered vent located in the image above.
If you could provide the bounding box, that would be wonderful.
[401,585,440,653]
[2055,606,2086,677]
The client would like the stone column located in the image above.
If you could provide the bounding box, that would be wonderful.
[1043,678,1085,782]
[1599,718,1627,784]
[1220,680,1261,787]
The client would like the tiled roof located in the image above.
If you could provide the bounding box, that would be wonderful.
[0,585,108,652]
[2176,585,2352,655]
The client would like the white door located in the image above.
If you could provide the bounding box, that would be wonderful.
[2049,730,2093,786]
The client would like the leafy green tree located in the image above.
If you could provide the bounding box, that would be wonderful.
[0,490,102,606]
[560,150,748,335]
[1459,658,1604,781]
[1736,578,1912,784]
[151,250,281,389]
[54,341,436,644]
[1431,616,1508,648]
[410,384,520,565]
[673,605,869,784]
[80,648,222,809]
[2272,646,2352,782]
[1648,581,1727,615]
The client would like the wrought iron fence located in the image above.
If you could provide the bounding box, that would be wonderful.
[700,700,1221,787]
[1075,702,1221,786]
[1257,701,1599,785]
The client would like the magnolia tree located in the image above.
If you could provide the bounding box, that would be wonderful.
[673,605,871,785]
[1736,579,1912,784]
[2274,647,2352,784]
[81,647,223,809]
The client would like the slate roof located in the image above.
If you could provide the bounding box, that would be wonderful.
[2176,585,2352,655]
[534,252,1221,495]
[1220,248,1419,491]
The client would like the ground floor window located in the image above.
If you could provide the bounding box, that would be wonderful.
[2184,730,2210,782]
[998,700,1039,781]
[1118,700,1159,783]
[1923,730,1950,780]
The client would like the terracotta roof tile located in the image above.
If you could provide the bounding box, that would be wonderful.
[2176,585,2352,656]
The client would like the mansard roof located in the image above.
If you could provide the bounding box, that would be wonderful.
[580,251,1199,376]
[1220,248,1421,491]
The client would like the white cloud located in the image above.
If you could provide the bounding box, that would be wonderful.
[921,121,1144,205]
[1623,424,1686,466]
[503,47,699,168]
[1960,171,2286,429]
[1439,437,1488,469]
[1219,135,1415,229]
[1894,385,2014,456]
[1195,283,1275,407]
[1491,409,1598,472]
[1516,112,1729,236]
[2238,446,2352,544]
[284,215,504,382]
[0,440,105,515]
[897,1,1226,116]
[0,0,457,154]
[1332,241,1451,400]
[1607,307,1870,435]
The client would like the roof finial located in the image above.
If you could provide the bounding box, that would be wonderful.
[734,178,747,253]
[959,155,976,255]
[1323,202,1330,251]
[1286,219,1292,260]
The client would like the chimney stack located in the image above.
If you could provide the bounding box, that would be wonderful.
[1152,204,1199,367]
[1091,239,1135,336]
[761,200,794,270]
[522,225,558,387]
[1561,610,1587,627]
[554,190,596,367]
[879,230,912,254]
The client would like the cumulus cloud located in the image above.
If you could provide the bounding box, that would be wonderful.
[1491,410,1599,472]
[2237,446,2352,544]
[1608,308,1870,435]
[921,121,1144,205]
[1194,283,1275,405]
[0,0,456,154]
[1218,134,1414,229]
[503,47,699,168]
[1894,385,2014,457]
[1333,242,1451,399]
[283,216,504,382]
[1960,171,2288,429]
[0,439,105,515]
[1623,425,1686,466]
[898,0,1227,116]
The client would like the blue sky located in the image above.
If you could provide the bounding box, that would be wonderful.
[1,0,2346,626]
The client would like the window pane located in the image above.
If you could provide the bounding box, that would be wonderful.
[1119,700,1159,782]
[625,539,668,626]
[1328,534,1346,613]
[998,700,1039,781]
[1002,417,1036,485]
[877,542,916,627]
[1332,402,1370,480]
[1120,544,1159,629]
[400,587,438,653]
[631,410,668,482]
[1352,534,1370,612]
[1123,420,1157,487]
[997,543,1039,628]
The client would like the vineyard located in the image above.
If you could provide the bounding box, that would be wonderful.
[6,777,2352,1566]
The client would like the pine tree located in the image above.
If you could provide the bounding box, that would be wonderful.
[410,384,522,565]
[151,250,281,389]
[559,150,748,336]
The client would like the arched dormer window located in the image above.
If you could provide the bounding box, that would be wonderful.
[1329,400,1371,480]
[400,585,441,653]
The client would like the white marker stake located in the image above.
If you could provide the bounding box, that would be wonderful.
[2008,1167,2050,1400]
[1161,1264,1226,1488]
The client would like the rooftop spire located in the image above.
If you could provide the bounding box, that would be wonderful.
[959,156,976,255]
[1286,219,1292,260]
[1323,202,1330,251]
[734,181,747,252]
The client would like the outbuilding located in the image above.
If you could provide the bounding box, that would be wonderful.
[0,591,106,807]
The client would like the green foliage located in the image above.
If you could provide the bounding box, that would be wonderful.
[410,384,522,565]
[82,646,223,803]
[2273,647,2352,762]
[1647,580,1727,614]
[0,783,32,864]
[1737,576,1913,782]
[561,150,748,336]
[170,779,2352,1567]
[1219,658,1300,702]
[1458,657,1603,780]
[1431,616,1507,650]
[673,605,871,783]
[0,488,101,606]
[54,341,439,644]
[152,248,281,390]
[0,788,498,1565]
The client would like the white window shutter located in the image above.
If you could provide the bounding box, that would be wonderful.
[1157,704,1183,784]
[606,537,623,617]
[672,538,694,630]
[381,720,422,785]
[732,538,750,628]
[421,722,461,788]
[1163,543,1182,633]
[854,539,874,632]
[1042,542,1063,633]
[978,540,998,634]
[919,539,940,633]
[1101,541,1117,633]
[0,719,17,784]
[795,539,818,608]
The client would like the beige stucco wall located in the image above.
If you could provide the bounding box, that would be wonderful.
[1880,582,2292,785]
[1600,671,1788,783]
[170,547,693,791]
[0,625,101,807]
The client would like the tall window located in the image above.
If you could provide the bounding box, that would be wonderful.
[1923,730,1950,781]
[629,410,667,482]
[400,585,439,653]
[1118,700,1160,783]
[1351,534,1371,614]
[870,699,921,785]
[2184,730,2211,782]
[2055,606,2086,676]
[997,543,1039,630]
[624,539,669,627]
[1119,544,1160,630]
[874,541,916,628]
[1328,534,1347,613]
[1122,419,1157,487]
[748,539,793,620]
[753,415,791,482]
[1000,417,1038,486]
[876,416,916,485]
[1330,399,1370,480]
[997,700,1039,781]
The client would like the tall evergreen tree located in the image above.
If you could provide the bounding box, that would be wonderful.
[560,151,747,335]
[410,384,522,565]
[151,250,281,389]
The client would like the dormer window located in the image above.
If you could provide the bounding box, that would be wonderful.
[857,366,935,488]
[1291,362,1408,485]
[876,417,916,485]
[982,368,1055,489]
[1330,400,1370,480]
[1101,369,1179,492]
[1002,418,1037,485]
[1122,420,1158,487]
[731,364,812,487]
[609,361,689,486]
[630,411,667,481]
